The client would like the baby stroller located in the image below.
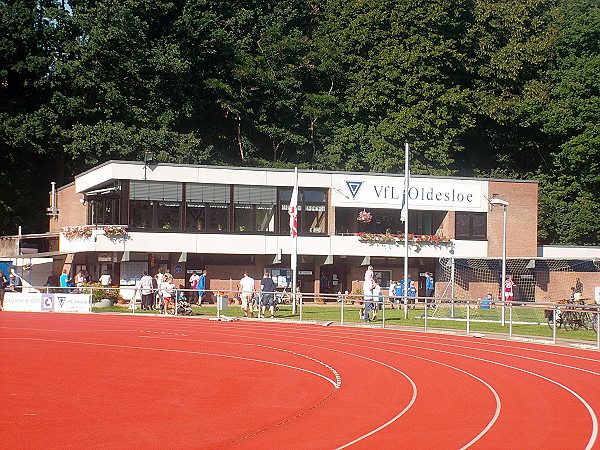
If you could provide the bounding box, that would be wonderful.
[176,298,193,315]
[174,291,193,315]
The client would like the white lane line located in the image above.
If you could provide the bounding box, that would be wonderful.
[1,337,338,388]
[248,328,598,449]
[151,334,499,449]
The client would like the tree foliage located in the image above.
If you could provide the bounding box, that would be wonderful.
[0,0,597,245]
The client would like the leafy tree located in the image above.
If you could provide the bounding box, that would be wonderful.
[536,0,599,245]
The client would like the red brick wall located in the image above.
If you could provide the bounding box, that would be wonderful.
[487,181,538,257]
[49,184,87,232]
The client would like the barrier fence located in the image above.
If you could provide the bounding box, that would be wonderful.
[3,285,599,349]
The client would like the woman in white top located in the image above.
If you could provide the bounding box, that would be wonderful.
[161,275,174,314]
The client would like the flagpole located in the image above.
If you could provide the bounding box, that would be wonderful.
[291,167,299,314]
[403,143,410,319]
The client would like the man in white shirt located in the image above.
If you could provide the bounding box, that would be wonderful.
[239,271,255,318]
[140,270,154,310]
[99,271,112,286]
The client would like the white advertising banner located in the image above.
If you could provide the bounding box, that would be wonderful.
[331,174,486,212]
[4,292,91,313]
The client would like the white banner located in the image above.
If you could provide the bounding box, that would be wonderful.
[4,292,91,313]
[331,174,485,211]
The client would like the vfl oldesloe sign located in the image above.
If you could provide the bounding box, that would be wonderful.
[332,175,485,212]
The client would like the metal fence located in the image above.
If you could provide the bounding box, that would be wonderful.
[6,285,600,350]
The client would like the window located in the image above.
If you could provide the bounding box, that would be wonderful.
[90,196,121,225]
[186,184,230,231]
[233,186,276,232]
[280,188,327,235]
[374,270,391,289]
[455,212,487,240]
[129,181,182,230]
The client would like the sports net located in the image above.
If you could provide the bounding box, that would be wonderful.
[430,258,600,322]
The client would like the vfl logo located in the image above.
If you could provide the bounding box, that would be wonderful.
[345,181,363,200]
[58,296,66,307]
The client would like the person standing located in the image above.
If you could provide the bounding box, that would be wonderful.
[189,271,200,305]
[362,265,376,322]
[389,280,397,309]
[574,278,584,302]
[425,272,435,302]
[75,270,86,288]
[504,275,516,302]
[160,274,175,314]
[154,269,165,309]
[197,270,207,306]
[9,272,22,292]
[371,282,383,321]
[44,271,59,293]
[407,281,417,304]
[60,269,70,293]
[239,271,255,318]
[260,272,276,318]
[140,270,154,310]
[0,271,7,310]
[99,271,112,287]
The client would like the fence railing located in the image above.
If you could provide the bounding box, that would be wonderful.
[7,285,599,349]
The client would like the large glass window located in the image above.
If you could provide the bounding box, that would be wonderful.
[280,188,327,235]
[234,185,276,232]
[186,184,230,231]
[455,212,487,240]
[90,196,121,225]
[129,181,182,230]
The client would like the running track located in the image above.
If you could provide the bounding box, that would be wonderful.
[1,312,600,449]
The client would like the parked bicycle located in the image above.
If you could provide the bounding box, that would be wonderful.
[545,300,598,332]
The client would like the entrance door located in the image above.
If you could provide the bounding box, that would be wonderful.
[318,265,347,294]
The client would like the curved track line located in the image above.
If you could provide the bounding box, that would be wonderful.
[247,328,598,448]
[1,337,339,388]
[153,333,500,448]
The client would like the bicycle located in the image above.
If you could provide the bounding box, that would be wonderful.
[546,300,598,333]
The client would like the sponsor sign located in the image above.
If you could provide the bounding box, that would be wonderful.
[4,292,91,313]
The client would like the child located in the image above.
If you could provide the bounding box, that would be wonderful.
[480,293,493,309]
[407,281,417,306]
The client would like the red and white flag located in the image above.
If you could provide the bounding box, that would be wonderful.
[288,182,298,238]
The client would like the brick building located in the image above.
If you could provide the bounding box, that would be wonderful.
[1,160,598,302]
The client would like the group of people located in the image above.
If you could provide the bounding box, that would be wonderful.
[0,270,22,293]
[137,268,207,314]
[0,270,23,311]
[238,271,279,318]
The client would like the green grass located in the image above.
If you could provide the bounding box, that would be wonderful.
[91,302,599,343]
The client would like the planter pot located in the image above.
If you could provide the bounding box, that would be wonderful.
[95,299,112,307]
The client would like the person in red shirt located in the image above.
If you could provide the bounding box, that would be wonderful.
[504,275,516,301]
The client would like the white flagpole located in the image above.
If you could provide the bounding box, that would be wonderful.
[290,167,299,314]
[403,143,410,319]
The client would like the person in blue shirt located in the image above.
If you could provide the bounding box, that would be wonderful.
[395,277,413,308]
[407,281,417,305]
[59,269,70,293]
[425,272,435,302]
[197,270,207,306]
[480,293,493,309]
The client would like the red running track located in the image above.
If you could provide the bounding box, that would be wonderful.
[1,312,599,449]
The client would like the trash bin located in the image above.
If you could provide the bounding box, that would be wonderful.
[217,295,228,311]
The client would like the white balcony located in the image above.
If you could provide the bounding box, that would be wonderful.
[59,227,489,259]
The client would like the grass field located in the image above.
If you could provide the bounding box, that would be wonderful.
[92,300,600,343]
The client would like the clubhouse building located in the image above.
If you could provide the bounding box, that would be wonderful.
[2,160,599,302]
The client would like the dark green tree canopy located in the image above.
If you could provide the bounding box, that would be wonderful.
[0,0,597,245]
